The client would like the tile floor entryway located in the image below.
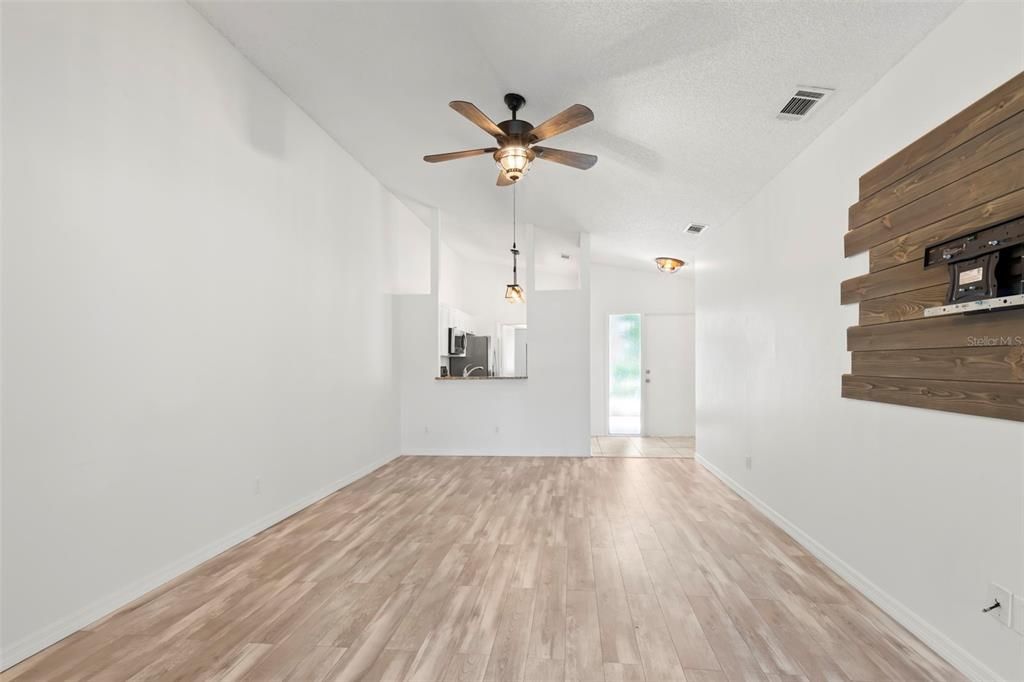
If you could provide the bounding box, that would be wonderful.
[591,436,695,458]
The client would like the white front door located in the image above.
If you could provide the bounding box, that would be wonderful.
[643,314,695,436]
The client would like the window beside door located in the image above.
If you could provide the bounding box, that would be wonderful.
[608,313,642,435]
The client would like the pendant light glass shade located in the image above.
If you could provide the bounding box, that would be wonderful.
[505,283,525,303]
[495,145,534,182]
[655,256,685,273]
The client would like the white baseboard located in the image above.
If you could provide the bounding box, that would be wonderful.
[695,453,1003,682]
[403,449,587,457]
[0,453,397,671]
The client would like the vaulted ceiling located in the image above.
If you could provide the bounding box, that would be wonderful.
[194,1,957,270]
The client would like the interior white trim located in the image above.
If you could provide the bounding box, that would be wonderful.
[696,453,1003,682]
[403,449,589,458]
[0,453,398,671]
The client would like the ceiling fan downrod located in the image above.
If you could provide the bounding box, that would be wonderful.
[504,93,526,120]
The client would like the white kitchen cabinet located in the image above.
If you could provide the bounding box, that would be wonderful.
[439,305,481,355]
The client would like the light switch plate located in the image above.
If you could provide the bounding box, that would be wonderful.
[987,583,1013,628]
[1013,594,1024,636]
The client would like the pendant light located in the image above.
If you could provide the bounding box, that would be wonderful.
[505,184,526,303]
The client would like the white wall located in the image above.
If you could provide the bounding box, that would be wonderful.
[397,218,591,456]
[1,1,425,666]
[438,241,468,317]
[390,202,431,296]
[590,264,695,435]
[695,3,1024,680]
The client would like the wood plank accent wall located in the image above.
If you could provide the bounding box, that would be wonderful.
[841,72,1024,422]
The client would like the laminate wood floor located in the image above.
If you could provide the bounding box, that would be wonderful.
[4,456,964,681]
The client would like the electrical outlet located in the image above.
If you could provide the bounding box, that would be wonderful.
[745,456,753,471]
[985,583,1012,628]
[495,426,501,434]
[1013,594,1024,636]
[254,477,262,496]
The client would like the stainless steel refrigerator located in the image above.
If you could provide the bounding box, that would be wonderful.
[449,334,490,377]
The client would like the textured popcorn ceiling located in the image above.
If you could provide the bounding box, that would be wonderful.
[194,1,958,270]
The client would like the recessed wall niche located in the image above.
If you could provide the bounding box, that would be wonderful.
[840,71,1024,422]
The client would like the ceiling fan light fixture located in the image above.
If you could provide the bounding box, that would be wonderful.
[426,96,596,185]
[495,145,534,182]
[655,257,685,273]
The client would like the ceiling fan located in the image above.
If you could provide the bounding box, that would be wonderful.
[424,93,597,186]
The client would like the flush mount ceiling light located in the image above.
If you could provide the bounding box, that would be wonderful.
[424,93,598,186]
[655,257,685,273]
[505,184,525,303]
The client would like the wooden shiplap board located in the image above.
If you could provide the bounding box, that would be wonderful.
[841,260,947,305]
[857,285,948,326]
[850,110,1024,229]
[858,71,1024,199]
[847,310,1024,352]
[852,347,1024,383]
[842,375,1024,421]
[868,187,1024,272]
[845,149,1024,256]
[842,72,1024,421]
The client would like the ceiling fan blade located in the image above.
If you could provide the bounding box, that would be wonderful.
[533,146,598,170]
[528,104,594,143]
[450,101,505,139]
[423,148,497,163]
[496,171,514,187]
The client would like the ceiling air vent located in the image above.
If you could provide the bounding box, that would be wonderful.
[777,86,834,121]
[686,223,708,235]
